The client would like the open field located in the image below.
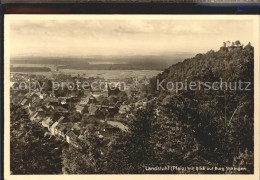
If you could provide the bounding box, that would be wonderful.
[11,69,161,80]
[11,63,161,79]
[59,69,161,79]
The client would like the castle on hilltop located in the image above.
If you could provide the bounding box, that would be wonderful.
[224,40,243,51]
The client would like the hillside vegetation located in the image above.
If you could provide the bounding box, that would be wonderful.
[61,42,254,174]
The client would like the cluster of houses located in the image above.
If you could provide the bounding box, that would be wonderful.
[10,74,133,150]
[11,90,82,148]
[11,72,157,153]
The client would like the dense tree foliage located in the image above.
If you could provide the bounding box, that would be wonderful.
[10,105,63,174]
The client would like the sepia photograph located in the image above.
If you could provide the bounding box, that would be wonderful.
[3,15,260,179]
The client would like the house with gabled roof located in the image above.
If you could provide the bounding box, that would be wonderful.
[30,112,39,122]
[42,117,54,129]
[79,96,90,105]
[75,105,85,114]
[65,130,78,144]
[57,116,65,122]
[80,93,97,105]
[21,98,30,107]
[88,104,98,116]
[37,107,44,113]
[58,97,67,104]
[55,124,67,138]
[50,121,59,135]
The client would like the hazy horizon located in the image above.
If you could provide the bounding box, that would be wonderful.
[10,16,254,62]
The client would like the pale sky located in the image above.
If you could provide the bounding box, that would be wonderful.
[9,18,254,58]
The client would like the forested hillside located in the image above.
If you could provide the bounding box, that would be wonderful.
[61,42,254,174]
[148,41,253,95]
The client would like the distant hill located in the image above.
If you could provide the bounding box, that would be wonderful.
[11,53,194,70]
[11,67,51,72]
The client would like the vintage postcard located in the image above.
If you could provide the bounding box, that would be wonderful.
[4,15,260,180]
